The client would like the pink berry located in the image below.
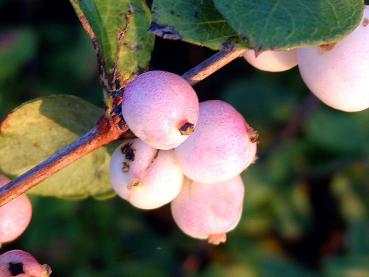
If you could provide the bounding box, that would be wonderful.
[0,176,32,243]
[175,100,257,184]
[297,6,369,112]
[109,139,184,209]
[0,250,51,277]
[122,70,199,150]
[171,176,245,244]
[244,49,297,72]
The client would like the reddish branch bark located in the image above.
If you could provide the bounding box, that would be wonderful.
[0,117,128,205]
[0,48,246,206]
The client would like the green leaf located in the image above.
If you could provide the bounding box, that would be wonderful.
[220,75,299,128]
[241,168,274,236]
[331,173,368,223]
[0,29,37,83]
[213,0,364,50]
[348,221,369,255]
[272,184,312,240]
[323,255,369,277]
[70,0,154,87]
[0,95,115,200]
[304,108,368,152]
[262,257,315,277]
[150,0,246,50]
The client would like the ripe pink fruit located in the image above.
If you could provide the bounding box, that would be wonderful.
[297,6,369,112]
[122,70,199,150]
[244,49,297,72]
[0,176,32,243]
[171,176,245,244]
[109,139,184,209]
[0,250,51,277]
[175,100,257,184]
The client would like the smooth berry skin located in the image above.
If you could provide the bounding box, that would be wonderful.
[110,139,184,209]
[122,70,199,150]
[244,49,298,72]
[0,250,51,277]
[175,100,257,184]
[297,6,369,112]
[0,176,32,243]
[171,176,245,245]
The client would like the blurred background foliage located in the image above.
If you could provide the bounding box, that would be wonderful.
[1,0,369,276]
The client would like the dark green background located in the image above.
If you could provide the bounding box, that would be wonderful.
[1,0,369,276]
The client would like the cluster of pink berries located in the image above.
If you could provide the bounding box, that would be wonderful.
[0,176,50,276]
[244,6,369,112]
[109,71,257,244]
[109,6,369,243]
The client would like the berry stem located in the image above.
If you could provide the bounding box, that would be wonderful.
[0,49,245,206]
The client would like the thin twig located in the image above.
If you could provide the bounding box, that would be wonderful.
[183,48,246,85]
[0,49,244,206]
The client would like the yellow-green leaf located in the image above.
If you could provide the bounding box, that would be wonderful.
[0,95,115,200]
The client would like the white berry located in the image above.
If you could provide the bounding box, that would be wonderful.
[0,176,32,243]
[0,250,51,277]
[122,70,199,150]
[109,139,184,209]
[297,6,369,112]
[171,176,245,245]
[244,49,297,72]
[175,100,257,184]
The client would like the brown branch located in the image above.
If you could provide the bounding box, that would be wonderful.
[0,49,244,206]
[183,48,246,85]
[0,117,128,206]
